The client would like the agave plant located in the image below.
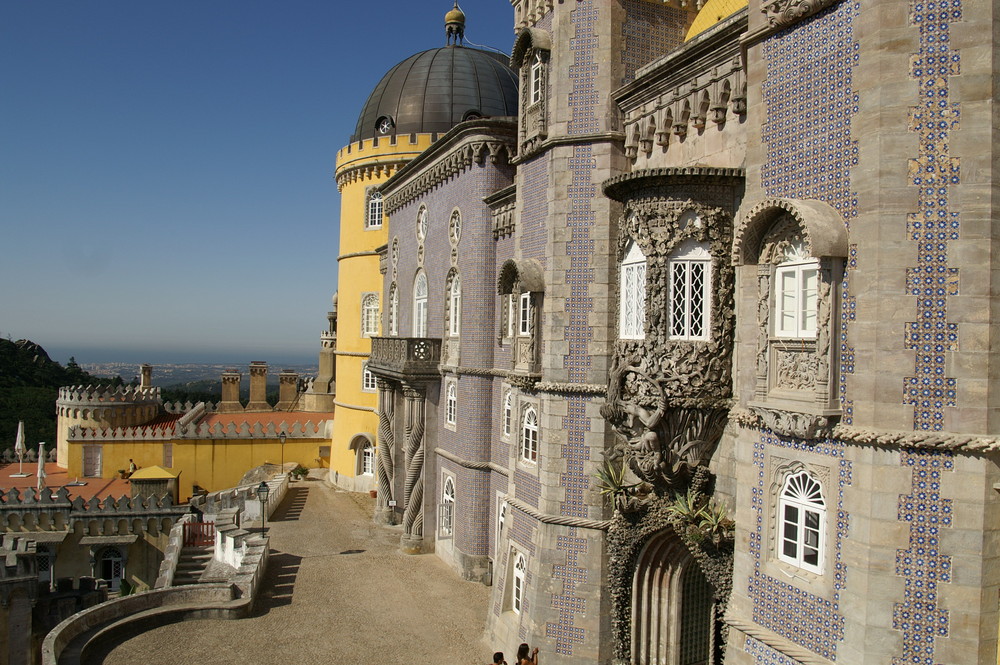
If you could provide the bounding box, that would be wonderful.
[594,457,639,510]
[697,498,735,545]
[665,488,705,522]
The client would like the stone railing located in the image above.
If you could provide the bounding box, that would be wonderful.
[369,337,442,381]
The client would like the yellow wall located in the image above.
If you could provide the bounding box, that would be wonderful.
[328,133,435,482]
[66,437,327,500]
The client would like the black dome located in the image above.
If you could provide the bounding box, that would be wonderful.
[352,46,518,142]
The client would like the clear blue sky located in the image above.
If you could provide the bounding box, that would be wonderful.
[1,0,515,365]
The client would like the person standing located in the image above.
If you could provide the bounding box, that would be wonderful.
[516,643,538,665]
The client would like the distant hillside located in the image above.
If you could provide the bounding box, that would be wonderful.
[0,338,121,452]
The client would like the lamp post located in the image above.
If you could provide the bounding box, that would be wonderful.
[257,481,270,532]
[279,431,286,472]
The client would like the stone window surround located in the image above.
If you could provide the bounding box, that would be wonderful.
[362,362,377,393]
[512,27,551,156]
[413,270,428,338]
[619,240,647,340]
[733,198,848,440]
[440,472,456,537]
[519,402,539,465]
[501,386,514,439]
[766,454,835,593]
[497,258,545,374]
[510,547,527,614]
[667,240,712,341]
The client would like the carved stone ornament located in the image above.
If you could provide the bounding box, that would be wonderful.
[751,404,832,440]
[760,0,839,29]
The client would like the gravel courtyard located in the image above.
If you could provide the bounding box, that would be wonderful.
[103,482,493,665]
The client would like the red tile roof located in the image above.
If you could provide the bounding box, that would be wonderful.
[0,463,132,501]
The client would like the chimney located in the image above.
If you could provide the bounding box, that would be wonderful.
[247,361,270,411]
[276,370,299,410]
[140,364,152,389]
[218,369,244,413]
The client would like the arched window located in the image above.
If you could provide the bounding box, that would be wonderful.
[441,476,456,536]
[98,547,124,591]
[520,406,538,463]
[366,191,383,230]
[502,389,513,438]
[668,240,711,340]
[778,471,825,573]
[530,52,544,105]
[413,272,428,337]
[512,551,527,613]
[449,273,462,336]
[496,498,507,557]
[388,282,399,336]
[362,363,377,392]
[446,382,458,425]
[360,443,374,475]
[620,242,646,339]
[361,293,379,337]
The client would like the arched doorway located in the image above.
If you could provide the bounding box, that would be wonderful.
[632,530,715,665]
[97,546,124,591]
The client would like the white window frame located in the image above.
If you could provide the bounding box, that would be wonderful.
[520,406,538,463]
[449,273,461,336]
[98,546,124,591]
[413,272,428,337]
[502,389,513,438]
[360,443,374,475]
[619,242,647,340]
[361,293,379,337]
[774,259,819,339]
[362,363,377,392]
[667,241,711,341]
[530,53,543,105]
[366,191,383,230]
[441,475,456,537]
[777,471,825,574]
[446,381,458,426]
[518,293,532,336]
[512,550,527,613]
[496,496,507,558]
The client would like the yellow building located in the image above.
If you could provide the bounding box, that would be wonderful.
[56,364,333,501]
[327,7,518,491]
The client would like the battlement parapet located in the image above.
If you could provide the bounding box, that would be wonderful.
[67,424,176,442]
[178,419,331,440]
[0,487,186,537]
[0,448,57,465]
[0,487,177,511]
[57,384,161,407]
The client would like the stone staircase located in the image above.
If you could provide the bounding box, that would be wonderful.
[172,545,213,585]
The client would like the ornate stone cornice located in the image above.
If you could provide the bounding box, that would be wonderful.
[379,119,516,215]
[603,167,746,201]
[509,131,626,166]
[334,159,408,190]
[731,407,1000,452]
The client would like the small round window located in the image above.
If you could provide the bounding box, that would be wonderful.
[376,116,395,135]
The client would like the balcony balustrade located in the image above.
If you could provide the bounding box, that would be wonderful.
[368,337,442,382]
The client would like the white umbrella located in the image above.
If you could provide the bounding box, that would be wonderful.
[36,442,47,491]
[13,421,25,475]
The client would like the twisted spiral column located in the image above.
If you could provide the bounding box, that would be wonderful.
[401,384,425,541]
[375,379,395,523]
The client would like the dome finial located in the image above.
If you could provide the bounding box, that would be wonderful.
[445,2,465,46]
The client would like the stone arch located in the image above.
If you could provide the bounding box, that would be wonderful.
[511,27,552,68]
[497,258,545,295]
[350,433,377,477]
[733,198,848,265]
[632,529,715,665]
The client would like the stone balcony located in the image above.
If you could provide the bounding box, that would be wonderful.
[368,337,442,383]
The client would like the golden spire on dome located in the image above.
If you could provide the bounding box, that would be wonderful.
[445,2,466,46]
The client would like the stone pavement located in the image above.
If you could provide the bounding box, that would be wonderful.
[102,481,495,665]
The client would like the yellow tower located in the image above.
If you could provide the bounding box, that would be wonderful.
[328,8,518,490]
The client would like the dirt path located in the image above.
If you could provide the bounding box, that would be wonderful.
[102,482,493,665]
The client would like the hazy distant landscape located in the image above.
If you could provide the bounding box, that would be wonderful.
[80,361,320,388]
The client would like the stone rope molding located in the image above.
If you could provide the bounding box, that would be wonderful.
[441,364,606,396]
[332,400,377,413]
[434,448,510,477]
[731,408,1000,452]
[506,495,611,532]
